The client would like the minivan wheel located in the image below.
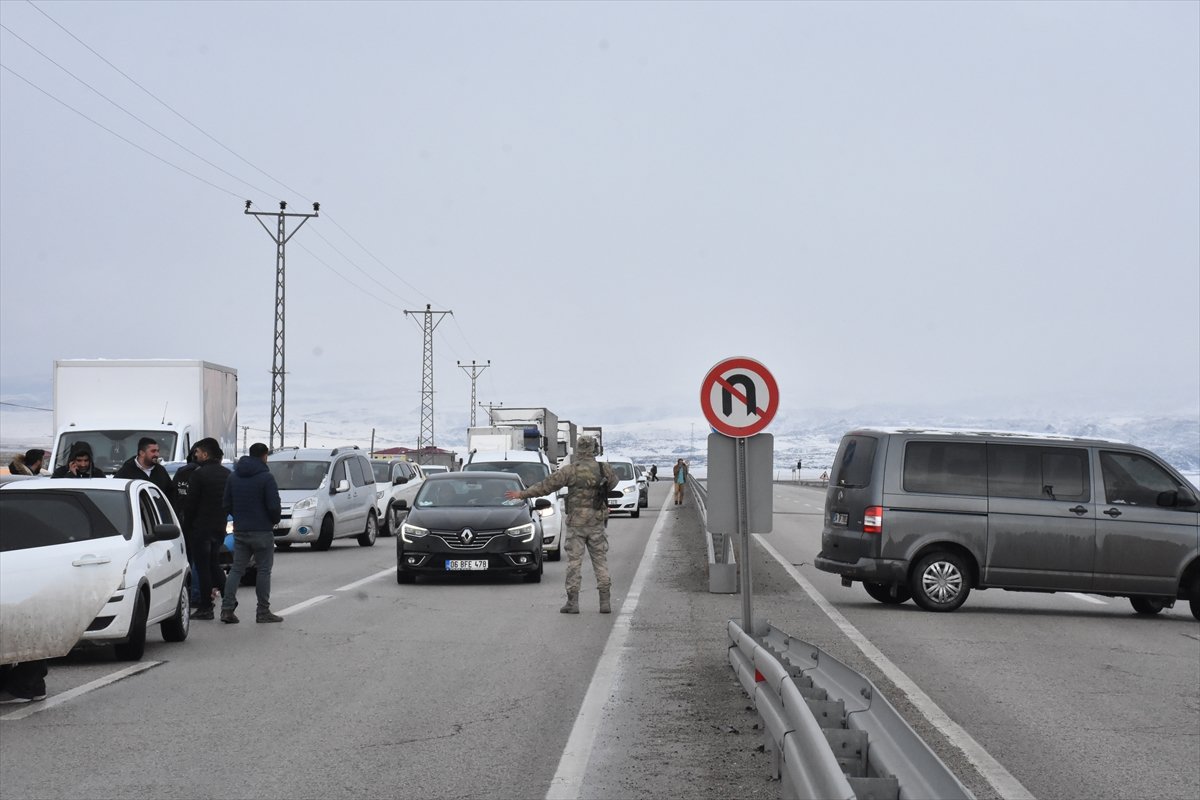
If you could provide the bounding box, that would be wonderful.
[312,516,334,551]
[1191,597,1200,621]
[863,581,912,605]
[911,552,971,612]
[1130,596,1166,615]
[358,511,378,547]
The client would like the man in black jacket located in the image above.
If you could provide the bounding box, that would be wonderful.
[114,437,178,504]
[186,438,231,620]
[51,443,107,478]
[221,443,282,624]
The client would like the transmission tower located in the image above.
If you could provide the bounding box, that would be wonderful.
[404,304,453,462]
[457,360,491,427]
[244,200,319,450]
[479,401,503,425]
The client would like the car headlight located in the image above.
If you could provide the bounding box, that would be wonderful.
[400,522,429,542]
[376,490,385,501]
[506,522,535,542]
[623,486,636,494]
[293,496,318,512]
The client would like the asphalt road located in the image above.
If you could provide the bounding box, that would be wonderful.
[3,480,1197,800]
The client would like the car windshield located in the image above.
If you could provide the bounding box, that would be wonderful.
[463,461,548,488]
[0,489,132,550]
[415,477,523,508]
[372,462,393,483]
[53,430,179,475]
[609,462,635,481]
[268,460,330,490]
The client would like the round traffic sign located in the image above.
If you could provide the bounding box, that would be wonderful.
[699,357,779,437]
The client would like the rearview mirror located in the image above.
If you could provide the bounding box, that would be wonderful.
[331,479,351,495]
[396,500,409,510]
[152,522,181,541]
[534,498,552,510]
[393,475,408,486]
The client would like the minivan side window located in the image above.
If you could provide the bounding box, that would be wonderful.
[833,436,878,489]
[1100,451,1191,508]
[346,457,370,488]
[988,445,1090,501]
[903,441,986,496]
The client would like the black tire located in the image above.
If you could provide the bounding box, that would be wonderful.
[631,507,641,519]
[312,516,334,551]
[863,581,912,605]
[910,551,971,612]
[1191,597,1200,621]
[358,511,378,547]
[114,590,149,661]
[548,547,562,562]
[396,561,416,584]
[160,578,190,642]
[524,557,543,583]
[240,565,258,587]
[380,503,393,537]
[1130,596,1166,615]
[275,541,292,551]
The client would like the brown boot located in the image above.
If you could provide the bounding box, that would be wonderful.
[560,593,579,614]
[598,590,611,614]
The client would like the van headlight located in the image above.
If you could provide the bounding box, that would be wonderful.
[293,496,317,512]
[506,522,535,542]
[623,486,636,495]
[400,522,429,542]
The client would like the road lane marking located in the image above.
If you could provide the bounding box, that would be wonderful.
[337,567,397,592]
[278,594,334,616]
[1067,592,1107,605]
[0,661,162,721]
[546,491,672,800]
[755,535,1036,800]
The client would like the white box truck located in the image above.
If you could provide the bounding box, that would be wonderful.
[556,420,578,465]
[581,425,603,455]
[467,426,524,453]
[487,407,559,458]
[52,359,238,475]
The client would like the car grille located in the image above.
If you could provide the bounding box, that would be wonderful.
[432,529,504,551]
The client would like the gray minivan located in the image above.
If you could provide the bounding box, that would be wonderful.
[814,429,1200,617]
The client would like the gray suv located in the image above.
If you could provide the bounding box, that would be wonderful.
[268,446,380,550]
[815,428,1200,617]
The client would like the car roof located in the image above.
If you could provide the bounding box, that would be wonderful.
[269,447,363,461]
[848,427,1126,446]
[0,477,137,492]
[423,470,520,481]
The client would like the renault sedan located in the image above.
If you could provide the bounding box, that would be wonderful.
[395,472,548,584]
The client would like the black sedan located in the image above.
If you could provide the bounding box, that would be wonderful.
[394,472,549,584]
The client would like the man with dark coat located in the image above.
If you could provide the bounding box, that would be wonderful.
[51,443,106,478]
[186,438,231,620]
[114,437,178,504]
[221,443,282,624]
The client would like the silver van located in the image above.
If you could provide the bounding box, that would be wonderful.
[268,446,380,550]
[814,429,1199,617]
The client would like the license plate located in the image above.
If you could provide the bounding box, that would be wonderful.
[445,559,488,571]
[831,512,849,526]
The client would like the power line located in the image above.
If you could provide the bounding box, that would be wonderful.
[0,62,243,199]
[0,400,52,411]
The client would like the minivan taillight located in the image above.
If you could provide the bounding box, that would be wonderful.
[863,506,883,534]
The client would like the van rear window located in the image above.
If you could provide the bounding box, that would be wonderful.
[833,436,878,489]
[903,442,987,496]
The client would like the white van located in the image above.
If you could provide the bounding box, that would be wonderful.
[598,455,643,518]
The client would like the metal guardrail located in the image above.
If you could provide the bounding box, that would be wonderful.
[692,480,737,593]
[728,617,973,800]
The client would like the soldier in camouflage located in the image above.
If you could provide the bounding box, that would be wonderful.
[505,435,617,614]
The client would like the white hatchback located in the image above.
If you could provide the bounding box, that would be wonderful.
[597,456,644,519]
[0,478,190,664]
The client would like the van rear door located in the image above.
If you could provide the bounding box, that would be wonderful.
[821,434,883,564]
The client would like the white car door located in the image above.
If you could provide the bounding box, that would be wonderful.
[139,486,185,621]
[0,487,130,663]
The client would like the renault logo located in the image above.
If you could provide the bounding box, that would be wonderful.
[460,528,475,545]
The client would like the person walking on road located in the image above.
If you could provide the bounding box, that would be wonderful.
[504,435,617,614]
[114,437,178,504]
[187,438,231,620]
[221,443,282,624]
[648,464,658,482]
[672,458,688,505]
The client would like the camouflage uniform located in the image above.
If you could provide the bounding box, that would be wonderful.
[517,436,616,608]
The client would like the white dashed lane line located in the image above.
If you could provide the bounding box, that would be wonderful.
[0,661,163,721]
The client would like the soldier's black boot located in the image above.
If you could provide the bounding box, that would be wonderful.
[598,590,611,614]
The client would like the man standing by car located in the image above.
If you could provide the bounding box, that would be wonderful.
[51,443,106,478]
[221,443,282,624]
[187,438,231,621]
[115,438,178,504]
[504,435,616,615]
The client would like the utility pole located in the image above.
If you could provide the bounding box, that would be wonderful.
[241,425,249,456]
[457,360,491,427]
[403,303,453,463]
[244,200,319,450]
[479,401,503,425]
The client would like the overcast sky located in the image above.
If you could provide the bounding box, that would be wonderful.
[2,0,1197,446]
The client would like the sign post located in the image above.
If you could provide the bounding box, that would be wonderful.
[700,357,778,631]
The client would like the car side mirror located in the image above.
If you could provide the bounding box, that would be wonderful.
[331,479,350,495]
[1159,489,1196,508]
[557,488,568,498]
[396,500,409,510]
[534,498,552,510]
[152,522,181,541]
[393,475,408,486]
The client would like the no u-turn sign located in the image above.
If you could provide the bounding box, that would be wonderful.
[700,357,779,437]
